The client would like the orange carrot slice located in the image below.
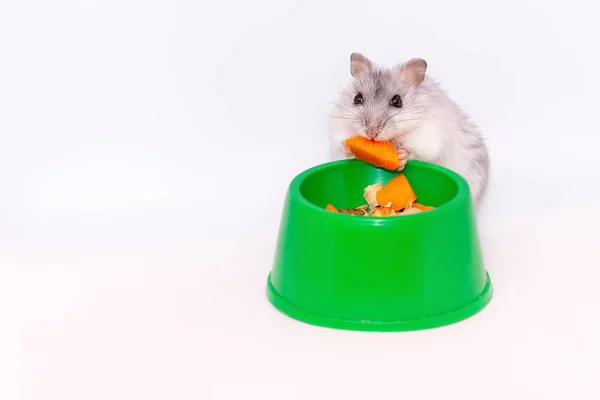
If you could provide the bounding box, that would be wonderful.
[375,173,417,210]
[412,203,434,211]
[344,136,399,170]
[325,204,338,212]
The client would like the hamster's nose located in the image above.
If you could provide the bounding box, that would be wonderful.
[366,126,379,138]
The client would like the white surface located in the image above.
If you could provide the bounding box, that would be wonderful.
[1,1,600,398]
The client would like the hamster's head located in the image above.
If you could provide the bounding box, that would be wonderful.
[329,53,434,155]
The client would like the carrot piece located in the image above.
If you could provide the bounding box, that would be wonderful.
[325,204,338,212]
[344,136,399,170]
[375,173,417,210]
[412,203,434,211]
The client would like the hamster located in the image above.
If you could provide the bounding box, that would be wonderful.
[328,52,490,209]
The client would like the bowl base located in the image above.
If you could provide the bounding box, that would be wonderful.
[266,273,493,332]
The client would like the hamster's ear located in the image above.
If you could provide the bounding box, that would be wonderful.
[398,58,427,86]
[350,52,372,78]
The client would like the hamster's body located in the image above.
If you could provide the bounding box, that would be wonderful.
[329,53,489,209]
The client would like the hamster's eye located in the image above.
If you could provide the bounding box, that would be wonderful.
[390,95,402,108]
[353,93,363,105]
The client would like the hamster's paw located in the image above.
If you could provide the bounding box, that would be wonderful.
[396,147,408,171]
[343,142,354,158]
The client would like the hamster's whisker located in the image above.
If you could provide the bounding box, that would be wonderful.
[388,118,431,125]
[326,116,361,121]
[331,103,361,118]
[382,110,404,126]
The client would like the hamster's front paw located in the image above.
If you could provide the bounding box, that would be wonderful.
[396,147,408,171]
[343,142,354,158]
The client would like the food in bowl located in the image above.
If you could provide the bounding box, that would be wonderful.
[326,172,435,217]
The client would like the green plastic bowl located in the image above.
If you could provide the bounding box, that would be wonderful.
[266,159,492,332]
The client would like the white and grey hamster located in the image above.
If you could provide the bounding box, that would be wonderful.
[329,52,489,209]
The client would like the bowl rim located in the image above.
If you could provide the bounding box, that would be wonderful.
[289,159,471,225]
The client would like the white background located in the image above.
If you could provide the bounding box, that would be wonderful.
[1,0,599,398]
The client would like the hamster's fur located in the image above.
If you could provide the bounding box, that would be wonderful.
[329,53,489,209]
